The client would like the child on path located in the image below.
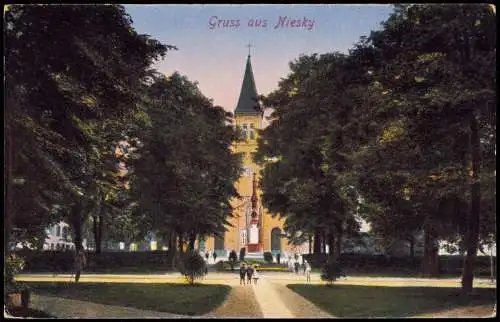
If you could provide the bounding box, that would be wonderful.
[252,265,260,285]
[73,249,87,283]
[239,263,247,285]
[305,260,312,283]
[246,264,254,285]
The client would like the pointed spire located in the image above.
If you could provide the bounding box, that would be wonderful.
[251,173,258,209]
[235,54,262,116]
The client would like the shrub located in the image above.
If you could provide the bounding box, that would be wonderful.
[239,247,246,262]
[5,253,25,284]
[228,250,238,271]
[263,252,273,264]
[320,260,345,286]
[177,251,207,285]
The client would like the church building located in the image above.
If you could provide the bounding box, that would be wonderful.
[203,53,310,259]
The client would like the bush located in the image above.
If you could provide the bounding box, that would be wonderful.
[263,252,273,264]
[5,253,25,284]
[320,260,345,286]
[228,250,238,271]
[177,251,207,285]
[239,247,246,262]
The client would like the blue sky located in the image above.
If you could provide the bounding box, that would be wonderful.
[124,4,394,114]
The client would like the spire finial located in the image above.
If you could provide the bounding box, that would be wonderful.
[246,43,252,57]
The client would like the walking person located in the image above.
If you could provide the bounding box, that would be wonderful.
[212,251,217,263]
[305,260,312,283]
[205,251,210,262]
[73,249,87,283]
[239,263,247,285]
[252,265,260,285]
[246,263,254,285]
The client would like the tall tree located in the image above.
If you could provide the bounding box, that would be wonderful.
[256,52,369,259]
[130,72,241,266]
[4,4,171,253]
[353,4,496,291]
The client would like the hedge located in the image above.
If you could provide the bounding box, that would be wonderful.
[302,253,496,276]
[14,250,172,273]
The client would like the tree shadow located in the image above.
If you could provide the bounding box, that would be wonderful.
[287,284,496,318]
[27,281,231,316]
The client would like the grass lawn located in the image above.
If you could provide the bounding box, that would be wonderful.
[26,282,231,316]
[287,284,496,318]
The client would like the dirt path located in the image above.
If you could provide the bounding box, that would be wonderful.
[204,285,263,318]
[270,281,333,318]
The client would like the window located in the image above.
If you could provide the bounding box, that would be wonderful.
[240,229,248,246]
[56,225,61,237]
[242,166,253,177]
[242,124,248,139]
[249,123,255,140]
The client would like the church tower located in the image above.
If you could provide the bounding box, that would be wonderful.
[203,53,305,259]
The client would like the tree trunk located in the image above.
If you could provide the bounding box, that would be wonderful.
[92,215,99,254]
[178,232,184,255]
[97,209,104,253]
[334,228,342,261]
[70,202,85,252]
[409,236,415,259]
[169,230,177,268]
[308,235,312,254]
[5,123,13,255]
[421,226,439,278]
[188,232,196,251]
[461,112,481,295]
[313,230,322,254]
[321,231,326,254]
[327,232,335,262]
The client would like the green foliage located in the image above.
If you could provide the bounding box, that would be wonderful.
[130,72,241,250]
[239,247,246,261]
[4,4,172,252]
[5,253,26,284]
[263,251,274,263]
[177,251,207,285]
[256,51,370,256]
[320,261,345,286]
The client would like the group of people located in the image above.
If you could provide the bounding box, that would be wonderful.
[239,263,260,285]
[205,250,218,263]
[287,257,312,282]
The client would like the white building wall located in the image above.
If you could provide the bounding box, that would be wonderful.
[42,221,88,251]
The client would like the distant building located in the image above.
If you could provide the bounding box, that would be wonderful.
[42,221,86,251]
